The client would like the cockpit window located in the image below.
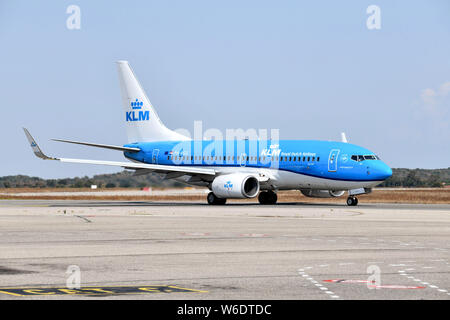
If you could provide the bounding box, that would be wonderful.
[351,154,378,161]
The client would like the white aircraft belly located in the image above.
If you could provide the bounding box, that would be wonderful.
[205,166,380,191]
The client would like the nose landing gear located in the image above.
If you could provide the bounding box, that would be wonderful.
[346,196,358,206]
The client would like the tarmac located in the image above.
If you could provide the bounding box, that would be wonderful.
[0,200,449,300]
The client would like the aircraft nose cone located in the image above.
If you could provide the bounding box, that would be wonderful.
[379,163,392,180]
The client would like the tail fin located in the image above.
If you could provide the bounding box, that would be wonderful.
[116,61,190,143]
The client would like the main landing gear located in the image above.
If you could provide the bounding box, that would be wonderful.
[207,192,227,205]
[258,190,278,205]
[346,196,358,206]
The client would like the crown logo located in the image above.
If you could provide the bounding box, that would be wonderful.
[131,99,143,110]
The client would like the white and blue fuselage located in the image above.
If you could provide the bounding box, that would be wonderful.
[124,140,392,191]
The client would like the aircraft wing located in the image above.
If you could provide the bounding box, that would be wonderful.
[23,128,216,177]
[51,138,141,152]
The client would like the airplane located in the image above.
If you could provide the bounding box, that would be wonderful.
[24,61,392,206]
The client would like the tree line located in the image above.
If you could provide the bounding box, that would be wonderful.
[0,168,449,189]
[0,171,184,189]
[378,168,449,187]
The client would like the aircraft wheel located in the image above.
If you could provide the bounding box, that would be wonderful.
[346,196,358,206]
[258,191,277,205]
[258,192,268,204]
[207,192,226,205]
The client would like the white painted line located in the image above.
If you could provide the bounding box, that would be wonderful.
[430,259,445,262]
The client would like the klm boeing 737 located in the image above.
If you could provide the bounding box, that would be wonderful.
[24,61,392,206]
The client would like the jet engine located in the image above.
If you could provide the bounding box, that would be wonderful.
[211,173,260,199]
[300,189,345,198]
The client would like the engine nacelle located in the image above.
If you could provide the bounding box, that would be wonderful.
[211,173,260,199]
[300,189,345,198]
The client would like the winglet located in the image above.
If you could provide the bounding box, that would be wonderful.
[340,132,348,143]
[23,128,58,160]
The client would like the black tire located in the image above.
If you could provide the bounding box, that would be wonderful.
[268,191,278,204]
[207,192,226,205]
[346,197,354,206]
[346,196,358,206]
[258,192,268,204]
[258,191,278,205]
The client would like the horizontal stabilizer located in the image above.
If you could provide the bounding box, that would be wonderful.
[51,138,140,152]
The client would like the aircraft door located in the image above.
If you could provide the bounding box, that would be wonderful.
[152,149,159,164]
[328,149,340,172]
[240,153,247,167]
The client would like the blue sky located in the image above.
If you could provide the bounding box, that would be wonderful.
[1,0,449,178]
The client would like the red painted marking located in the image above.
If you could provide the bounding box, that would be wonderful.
[323,279,370,283]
